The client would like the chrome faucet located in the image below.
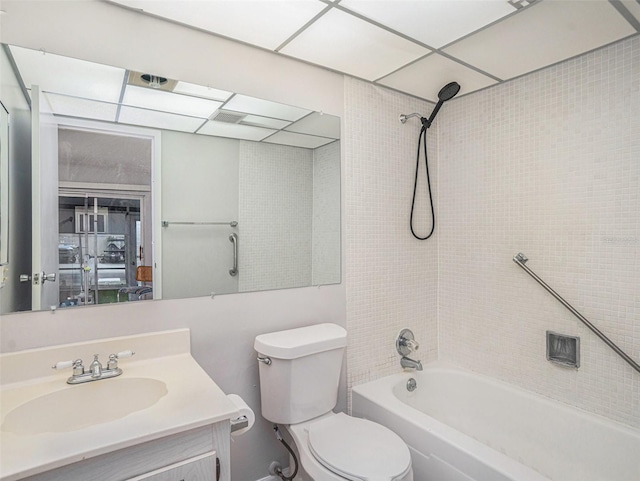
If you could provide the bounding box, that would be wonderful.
[52,350,135,384]
[396,328,423,371]
[400,357,423,371]
[89,354,103,379]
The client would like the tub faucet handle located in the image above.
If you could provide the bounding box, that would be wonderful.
[405,339,419,351]
[396,329,419,356]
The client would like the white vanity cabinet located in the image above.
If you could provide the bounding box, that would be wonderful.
[22,422,230,481]
[0,330,241,481]
[126,452,216,481]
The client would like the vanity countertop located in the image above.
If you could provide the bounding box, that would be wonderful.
[0,329,238,481]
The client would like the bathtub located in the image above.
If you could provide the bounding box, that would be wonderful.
[351,363,640,481]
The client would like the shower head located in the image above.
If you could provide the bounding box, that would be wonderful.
[423,81,460,129]
[438,81,461,102]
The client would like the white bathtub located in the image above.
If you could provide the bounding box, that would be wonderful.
[351,363,640,481]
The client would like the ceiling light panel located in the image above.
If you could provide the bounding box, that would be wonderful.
[44,93,119,122]
[122,85,222,118]
[119,106,204,132]
[339,0,515,49]
[109,0,326,50]
[443,0,636,81]
[198,121,277,141]
[264,131,335,149]
[378,53,497,102]
[285,112,340,139]
[9,46,125,103]
[280,8,430,81]
[173,81,233,101]
[224,95,311,122]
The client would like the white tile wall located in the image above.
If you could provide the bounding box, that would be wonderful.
[238,141,313,291]
[312,141,341,286]
[344,78,439,409]
[437,36,640,428]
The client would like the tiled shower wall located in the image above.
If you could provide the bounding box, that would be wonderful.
[437,36,640,428]
[344,78,439,406]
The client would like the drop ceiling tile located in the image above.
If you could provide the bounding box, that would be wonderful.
[224,95,310,121]
[263,131,335,149]
[285,112,340,139]
[198,121,276,141]
[108,0,326,50]
[122,85,221,118]
[9,46,125,103]
[443,0,637,81]
[44,93,119,122]
[119,106,204,132]
[280,8,430,81]
[378,53,497,102]
[339,0,515,49]
[173,81,233,101]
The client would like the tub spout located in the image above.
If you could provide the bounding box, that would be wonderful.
[400,356,423,371]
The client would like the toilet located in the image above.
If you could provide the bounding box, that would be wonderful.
[255,323,413,481]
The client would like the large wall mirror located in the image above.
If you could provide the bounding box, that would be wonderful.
[0,102,8,268]
[1,44,341,314]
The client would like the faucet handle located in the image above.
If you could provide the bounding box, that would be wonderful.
[106,350,135,371]
[396,329,419,356]
[52,358,85,376]
[115,350,135,359]
[52,360,74,370]
[405,339,420,351]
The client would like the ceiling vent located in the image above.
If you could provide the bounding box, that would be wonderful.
[128,71,178,92]
[210,110,247,124]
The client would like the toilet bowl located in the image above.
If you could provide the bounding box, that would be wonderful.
[254,324,413,481]
[285,412,413,481]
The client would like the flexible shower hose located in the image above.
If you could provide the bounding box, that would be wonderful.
[410,123,435,240]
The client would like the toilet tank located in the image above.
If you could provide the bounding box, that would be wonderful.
[254,323,347,424]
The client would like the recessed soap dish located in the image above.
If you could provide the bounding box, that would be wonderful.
[546,331,580,368]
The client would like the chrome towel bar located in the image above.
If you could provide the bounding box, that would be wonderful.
[513,253,640,374]
[162,220,238,227]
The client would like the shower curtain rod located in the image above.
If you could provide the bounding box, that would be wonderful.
[513,253,640,374]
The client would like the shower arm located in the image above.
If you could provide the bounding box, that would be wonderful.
[399,113,423,124]
[513,253,640,374]
[399,101,443,129]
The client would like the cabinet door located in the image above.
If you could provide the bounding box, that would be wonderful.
[126,452,216,481]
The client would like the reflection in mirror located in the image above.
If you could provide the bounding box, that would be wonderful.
[1,43,341,313]
[0,102,8,266]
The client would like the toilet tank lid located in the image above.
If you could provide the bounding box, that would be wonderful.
[254,323,347,359]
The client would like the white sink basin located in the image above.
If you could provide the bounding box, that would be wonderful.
[1,377,167,435]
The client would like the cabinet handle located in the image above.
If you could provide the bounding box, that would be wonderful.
[216,457,220,481]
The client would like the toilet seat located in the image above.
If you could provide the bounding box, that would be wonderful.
[307,413,412,481]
